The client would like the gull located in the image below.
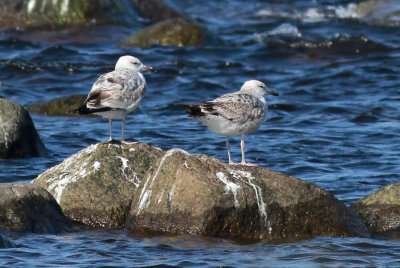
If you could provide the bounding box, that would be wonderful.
[184,80,278,166]
[76,55,154,143]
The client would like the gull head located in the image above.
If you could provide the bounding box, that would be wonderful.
[240,80,279,97]
[115,55,155,72]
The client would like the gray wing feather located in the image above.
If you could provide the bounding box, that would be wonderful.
[202,93,265,123]
[86,69,146,110]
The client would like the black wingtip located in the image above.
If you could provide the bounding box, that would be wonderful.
[75,104,91,115]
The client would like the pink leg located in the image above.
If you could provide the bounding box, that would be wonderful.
[107,119,114,142]
[226,137,237,165]
[240,135,257,166]
[121,116,138,145]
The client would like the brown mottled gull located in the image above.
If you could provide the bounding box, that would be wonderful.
[76,55,154,143]
[184,80,278,166]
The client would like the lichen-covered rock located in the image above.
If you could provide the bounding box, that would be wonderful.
[0,0,138,29]
[351,183,400,234]
[0,231,14,248]
[32,143,164,228]
[127,148,369,240]
[117,18,205,48]
[29,95,87,116]
[0,183,67,233]
[0,98,45,158]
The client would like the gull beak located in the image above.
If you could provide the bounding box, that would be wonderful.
[143,65,156,72]
[265,88,279,96]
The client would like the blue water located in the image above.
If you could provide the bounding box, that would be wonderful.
[1,0,400,266]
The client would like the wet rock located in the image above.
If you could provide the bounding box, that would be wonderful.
[0,0,137,29]
[0,183,67,233]
[355,0,400,27]
[127,148,369,240]
[117,18,205,48]
[0,97,45,158]
[133,0,186,24]
[119,0,205,48]
[33,142,368,240]
[0,231,14,248]
[32,143,164,228]
[351,183,400,234]
[29,95,87,116]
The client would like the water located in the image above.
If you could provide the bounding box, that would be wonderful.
[1,0,400,266]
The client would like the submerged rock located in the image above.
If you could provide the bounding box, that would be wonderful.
[33,143,164,228]
[34,142,368,240]
[0,98,45,158]
[351,183,400,234]
[29,95,87,116]
[118,18,205,48]
[0,231,14,248]
[0,183,67,233]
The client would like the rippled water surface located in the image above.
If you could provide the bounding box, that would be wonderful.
[1,0,400,266]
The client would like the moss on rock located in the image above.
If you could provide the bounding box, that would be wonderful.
[351,183,400,233]
[29,95,87,116]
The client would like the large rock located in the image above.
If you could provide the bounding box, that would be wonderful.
[34,142,368,239]
[117,18,205,48]
[33,143,164,228]
[0,0,137,29]
[355,0,400,27]
[0,183,67,233]
[0,98,45,158]
[351,183,400,234]
[119,0,205,48]
[133,0,186,24]
[127,149,369,240]
[29,95,87,116]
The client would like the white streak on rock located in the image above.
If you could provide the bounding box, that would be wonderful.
[117,156,139,187]
[60,0,69,15]
[228,169,268,223]
[216,172,241,208]
[92,161,101,171]
[27,0,36,13]
[137,149,185,214]
[168,182,176,202]
[35,143,99,203]
[0,116,8,148]
[157,189,164,204]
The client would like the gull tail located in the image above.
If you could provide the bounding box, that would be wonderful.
[174,104,204,117]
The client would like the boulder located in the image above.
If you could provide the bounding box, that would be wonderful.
[351,183,400,234]
[127,149,369,240]
[29,95,87,116]
[119,0,205,48]
[0,97,45,158]
[0,183,67,233]
[33,143,164,228]
[117,18,205,48]
[0,231,14,248]
[355,0,400,27]
[34,141,368,239]
[0,0,137,29]
[133,0,187,24]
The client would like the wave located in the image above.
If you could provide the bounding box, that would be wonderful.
[256,0,400,27]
